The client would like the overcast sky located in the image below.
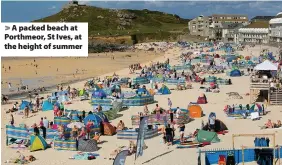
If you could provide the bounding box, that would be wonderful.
[2,1,282,22]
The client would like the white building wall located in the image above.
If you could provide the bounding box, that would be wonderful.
[269,18,282,43]
[238,28,269,44]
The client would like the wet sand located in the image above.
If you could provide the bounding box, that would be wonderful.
[1,50,162,95]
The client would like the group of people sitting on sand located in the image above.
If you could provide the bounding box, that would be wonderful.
[263,119,282,129]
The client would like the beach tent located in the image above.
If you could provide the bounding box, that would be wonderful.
[188,104,203,118]
[230,69,241,77]
[84,114,103,125]
[202,119,228,132]
[42,100,53,111]
[103,122,116,136]
[197,94,207,104]
[29,135,48,152]
[78,139,98,152]
[254,60,278,71]
[20,100,33,110]
[92,89,107,99]
[195,130,220,143]
[158,85,171,95]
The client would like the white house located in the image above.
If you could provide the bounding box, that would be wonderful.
[269,12,282,43]
[238,21,269,44]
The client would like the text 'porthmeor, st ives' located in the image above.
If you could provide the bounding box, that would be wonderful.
[1,23,88,57]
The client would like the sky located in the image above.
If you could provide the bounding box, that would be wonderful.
[1,1,282,22]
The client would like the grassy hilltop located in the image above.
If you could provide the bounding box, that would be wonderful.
[34,4,190,43]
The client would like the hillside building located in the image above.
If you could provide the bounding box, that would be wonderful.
[188,15,210,37]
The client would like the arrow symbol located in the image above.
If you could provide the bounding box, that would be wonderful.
[5,26,10,30]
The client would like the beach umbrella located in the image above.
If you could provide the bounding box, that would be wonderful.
[67,122,85,129]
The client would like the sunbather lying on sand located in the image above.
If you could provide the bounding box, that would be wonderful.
[261,119,279,129]
[4,151,36,164]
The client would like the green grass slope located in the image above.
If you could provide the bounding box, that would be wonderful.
[34,5,189,36]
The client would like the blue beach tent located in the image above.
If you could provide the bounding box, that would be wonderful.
[230,69,241,77]
[42,100,53,111]
[20,100,33,110]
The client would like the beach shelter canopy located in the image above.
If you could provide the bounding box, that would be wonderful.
[83,114,103,125]
[29,135,48,152]
[20,100,33,110]
[103,122,116,136]
[42,100,53,111]
[188,104,203,118]
[195,130,220,143]
[78,139,98,152]
[254,60,278,71]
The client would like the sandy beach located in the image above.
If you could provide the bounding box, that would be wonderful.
[1,44,282,165]
[1,50,162,95]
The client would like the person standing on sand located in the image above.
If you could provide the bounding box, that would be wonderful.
[39,118,47,139]
[167,98,172,109]
[35,97,40,111]
[9,114,14,126]
[8,82,12,91]
[24,106,29,118]
[43,117,49,129]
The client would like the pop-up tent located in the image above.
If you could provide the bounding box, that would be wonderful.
[188,104,203,118]
[158,85,171,95]
[30,135,48,152]
[42,100,53,111]
[202,119,228,132]
[84,114,103,125]
[229,69,241,77]
[195,130,220,143]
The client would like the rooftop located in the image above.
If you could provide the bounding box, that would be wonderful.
[245,21,269,28]
[212,14,248,17]
[221,22,244,29]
